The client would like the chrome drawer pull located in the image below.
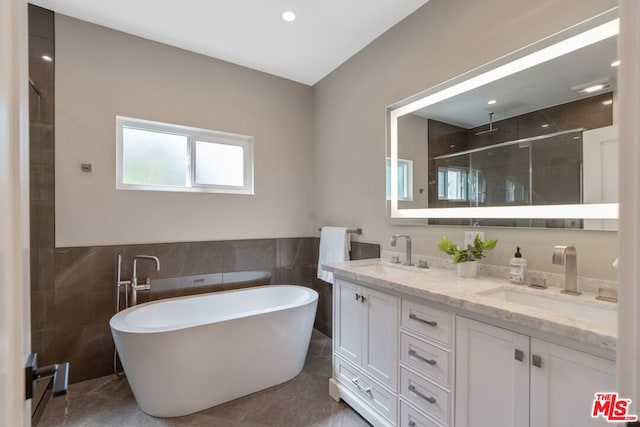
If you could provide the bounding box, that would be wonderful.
[514,349,524,362]
[351,378,371,394]
[408,384,436,404]
[408,349,437,366]
[409,313,437,327]
[532,354,543,368]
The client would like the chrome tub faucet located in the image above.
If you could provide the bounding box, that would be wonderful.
[130,255,161,306]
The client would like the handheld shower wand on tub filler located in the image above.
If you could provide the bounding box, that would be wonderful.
[113,254,161,377]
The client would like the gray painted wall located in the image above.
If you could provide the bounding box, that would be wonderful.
[55,15,315,247]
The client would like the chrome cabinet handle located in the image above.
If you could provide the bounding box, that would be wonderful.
[361,295,366,303]
[355,293,360,301]
[514,349,524,362]
[408,349,437,366]
[409,313,437,327]
[408,384,436,404]
[351,378,371,394]
[408,422,416,427]
[532,354,542,368]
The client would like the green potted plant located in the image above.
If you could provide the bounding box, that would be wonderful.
[437,235,498,277]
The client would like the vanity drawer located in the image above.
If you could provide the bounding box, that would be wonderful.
[401,367,449,425]
[401,299,452,347]
[400,333,450,387]
[334,356,397,423]
[400,401,443,427]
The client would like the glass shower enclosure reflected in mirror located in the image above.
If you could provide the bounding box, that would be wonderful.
[433,131,582,205]
[431,130,584,227]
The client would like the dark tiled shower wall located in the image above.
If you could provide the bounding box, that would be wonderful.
[29,1,57,374]
[32,238,378,383]
[29,6,56,309]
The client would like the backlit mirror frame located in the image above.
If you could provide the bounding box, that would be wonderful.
[388,8,619,220]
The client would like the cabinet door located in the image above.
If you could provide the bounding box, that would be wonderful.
[455,317,530,427]
[334,280,363,365]
[362,288,399,390]
[530,338,616,427]
[362,287,398,389]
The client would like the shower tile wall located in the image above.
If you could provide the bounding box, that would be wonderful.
[29,4,56,370]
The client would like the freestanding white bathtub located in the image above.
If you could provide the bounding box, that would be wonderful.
[109,285,318,417]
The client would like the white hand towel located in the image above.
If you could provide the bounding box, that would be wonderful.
[317,226,351,284]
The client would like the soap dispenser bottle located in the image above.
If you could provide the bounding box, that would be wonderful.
[509,247,527,283]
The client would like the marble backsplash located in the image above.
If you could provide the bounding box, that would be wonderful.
[33,237,378,384]
[381,250,617,293]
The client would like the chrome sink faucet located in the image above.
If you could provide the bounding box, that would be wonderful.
[552,246,580,295]
[131,255,161,306]
[390,234,413,266]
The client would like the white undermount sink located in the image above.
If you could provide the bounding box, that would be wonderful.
[480,287,617,327]
[352,262,426,277]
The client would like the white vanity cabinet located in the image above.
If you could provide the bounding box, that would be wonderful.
[334,279,399,388]
[455,316,529,427]
[330,270,616,427]
[455,316,616,427]
[529,338,616,427]
[399,299,454,426]
[332,278,399,425]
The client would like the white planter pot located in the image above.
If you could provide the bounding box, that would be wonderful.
[457,261,478,278]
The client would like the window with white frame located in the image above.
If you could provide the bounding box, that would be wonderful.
[505,176,527,203]
[386,158,413,201]
[469,169,486,204]
[116,116,254,194]
[437,166,468,201]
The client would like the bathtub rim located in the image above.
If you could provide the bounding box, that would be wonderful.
[109,284,318,335]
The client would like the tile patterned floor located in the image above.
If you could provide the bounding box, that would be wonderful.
[38,330,370,426]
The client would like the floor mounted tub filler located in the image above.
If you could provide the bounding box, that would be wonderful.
[110,285,319,417]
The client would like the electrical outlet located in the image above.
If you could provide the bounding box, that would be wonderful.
[464,231,484,247]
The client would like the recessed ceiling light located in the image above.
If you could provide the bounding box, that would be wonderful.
[42,55,52,62]
[572,80,611,95]
[602,99,613,106]
[611,60,621,67]
[487,99,497,105]
[582,84,605,93]
[541,123,550,128]
[282,11,296,22]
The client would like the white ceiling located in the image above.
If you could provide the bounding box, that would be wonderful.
[413,34,618,128]
[30,0,429,85]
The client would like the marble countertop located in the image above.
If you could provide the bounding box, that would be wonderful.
[324,259,617,351]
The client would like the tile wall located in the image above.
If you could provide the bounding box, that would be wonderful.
[29,2,56,368]
[35,239,377,383]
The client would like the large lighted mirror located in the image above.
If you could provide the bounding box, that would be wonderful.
[387,8,619,230]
